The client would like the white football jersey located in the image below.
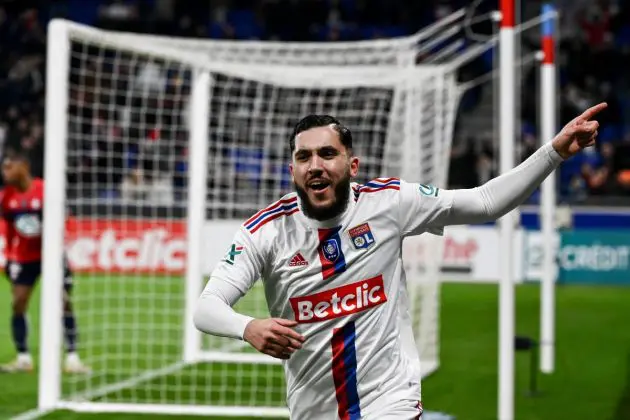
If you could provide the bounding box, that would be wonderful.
[211,178,453,420]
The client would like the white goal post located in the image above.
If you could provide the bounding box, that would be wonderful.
[39,13,478,417]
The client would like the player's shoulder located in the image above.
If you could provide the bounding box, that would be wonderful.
[352,177,401,202]
[241,192,300,237]
[31,178,44,192]
[22,178,45,200]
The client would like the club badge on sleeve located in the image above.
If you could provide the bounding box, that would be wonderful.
[348,223,376,250]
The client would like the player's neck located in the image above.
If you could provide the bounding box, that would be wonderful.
[15,176,33,193]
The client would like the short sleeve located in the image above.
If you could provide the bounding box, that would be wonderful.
[398,180,454,237]
[209,226,266,296]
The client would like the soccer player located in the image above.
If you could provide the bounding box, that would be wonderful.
[194,103,607,419]
[0,150,89,374]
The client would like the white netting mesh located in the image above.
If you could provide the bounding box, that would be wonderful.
[64,8,468,66]
[47,16,464,415]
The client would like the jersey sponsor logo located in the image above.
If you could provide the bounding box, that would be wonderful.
[348,223,375,250]
[419,184,439,197]
[222,244,244,265]
[288,252,308,267]
[289,275,387,323]
[14,214,41,237]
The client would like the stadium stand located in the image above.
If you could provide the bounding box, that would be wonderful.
[0,0,628,204]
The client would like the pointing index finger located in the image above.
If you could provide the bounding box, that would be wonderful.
[580,102,608,121]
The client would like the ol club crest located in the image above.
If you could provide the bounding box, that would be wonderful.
[348,223,375,250]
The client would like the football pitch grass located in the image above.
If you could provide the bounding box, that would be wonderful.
[1,276,629,420]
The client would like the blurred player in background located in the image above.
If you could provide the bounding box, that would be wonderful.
[194,103,606,419]
[0,149,89,374]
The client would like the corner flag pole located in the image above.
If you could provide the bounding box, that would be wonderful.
[540,3,558,374]
[499,0,516,418]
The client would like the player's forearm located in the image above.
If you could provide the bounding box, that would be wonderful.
[447,142,563,224]
[193,277,255,341]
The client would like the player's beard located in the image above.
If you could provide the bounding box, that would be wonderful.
[295,171,351,222]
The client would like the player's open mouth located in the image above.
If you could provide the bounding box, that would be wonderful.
[308,180,331,192]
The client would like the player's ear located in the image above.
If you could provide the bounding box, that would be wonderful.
[349,156,359,177]
[289,163,295,181]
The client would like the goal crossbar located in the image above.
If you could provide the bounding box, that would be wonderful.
[53,9,468,66]
[57,19,454,87]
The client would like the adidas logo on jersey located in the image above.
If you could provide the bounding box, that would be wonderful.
[289,252,308,267]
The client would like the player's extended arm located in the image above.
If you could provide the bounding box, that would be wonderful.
[193,277,255,340]
[444,142,561,224]
[443,103,607,225]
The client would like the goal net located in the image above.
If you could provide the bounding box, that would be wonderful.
[39,13,469,417]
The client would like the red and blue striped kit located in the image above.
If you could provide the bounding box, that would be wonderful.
[331,321,361,420]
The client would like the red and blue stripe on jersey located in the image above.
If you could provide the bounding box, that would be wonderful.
[331,321,361,420]
[245,197,299,234]
[353,177,400,201]
[317,227,347,280]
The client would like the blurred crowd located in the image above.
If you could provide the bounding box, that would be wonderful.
[554,0,630,201]
[0,4,46,179]
[450,0,630,203]
[0,0,629,206]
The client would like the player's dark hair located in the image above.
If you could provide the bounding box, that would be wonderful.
[3,148,30,166]
[290,115,353,153]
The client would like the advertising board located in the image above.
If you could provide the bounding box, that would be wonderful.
[557,230,630,284]
[0,219,522,281]
[6,218,624,285]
